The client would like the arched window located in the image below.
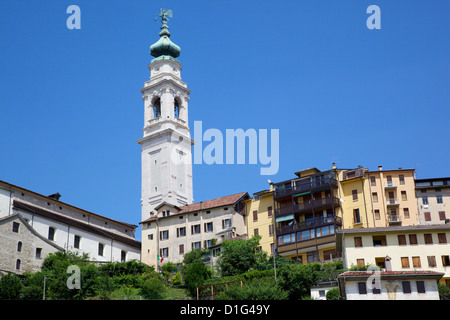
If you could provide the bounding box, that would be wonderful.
[17,241,22,252]
[153,97,161,118]
[16,259,21,270]
[48,227,55,241]
[174,98,180,118]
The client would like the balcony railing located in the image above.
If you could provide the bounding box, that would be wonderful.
[388,215,402,224]
[274,178,338,199]
[386,198,399,206]
[275,197,341,217]
[384,182,397,189]
[276,215,342,235]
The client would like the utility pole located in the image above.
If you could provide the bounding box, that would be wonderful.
[42,275,46,300]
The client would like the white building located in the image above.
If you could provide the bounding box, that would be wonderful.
[141,192,249,267]
[0,180,141,269]
[336,225,450,288]
[337,271,443,300]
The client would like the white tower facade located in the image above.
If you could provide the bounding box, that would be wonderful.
[138,10,193,223]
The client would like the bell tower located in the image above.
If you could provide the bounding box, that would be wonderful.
[138,9,193,222]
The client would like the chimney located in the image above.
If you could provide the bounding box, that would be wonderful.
[48,192,61,201]
[332,162,336,169]
[378,165,383,171]
[385,255,392,272]
[200,201,203,210]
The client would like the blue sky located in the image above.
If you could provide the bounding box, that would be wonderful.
[0,1,449,241]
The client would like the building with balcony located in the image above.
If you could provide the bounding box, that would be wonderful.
[273,167,343,263]
[244,189,275,255]
[140,192,249,267]
[339,165,419,228]
[336,224,450,288]
[415,177,450,225]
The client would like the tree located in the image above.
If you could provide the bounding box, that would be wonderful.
[0,273,22,300]
[276,263,320,300]
[217,235,266,276]
[183,259,212,297]
[140,273,166,299]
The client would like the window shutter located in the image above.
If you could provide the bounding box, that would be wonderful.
[438,233,447,244]
[409,234,418,245]
[354,237,363,247]
[358,282,367,294]
[268,206,273,217]
[424,234,433,244]
[439,211,446,221]
[402,281,411,294]
[424,212,431,221]
[401,257,410,268]
[427,256,436,267]
[416,281,426,293]
[412,256,421,268]
[398,235,406,245]
[253,210,258,221]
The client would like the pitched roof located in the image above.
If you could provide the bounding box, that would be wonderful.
[14,201,141,249]
[338,271,444,279]
[141,192,249,223]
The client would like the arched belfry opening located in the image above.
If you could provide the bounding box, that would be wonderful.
[152,97,161,118]
[174,97,181,118]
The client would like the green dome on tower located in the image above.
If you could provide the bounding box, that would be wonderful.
[150,9,181,60]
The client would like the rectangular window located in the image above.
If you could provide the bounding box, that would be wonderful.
[177,227,186,237]
[442,255,450,267]
[160,230,169,240]
[204,222,213,233]
[74,235,81,249]
[191,224,201,234]
[253,210,258,221]
[160,248,168,258]
[354,236,363,247]
[401,257,410,268]
[254,228,259,236]
[438,233,447,244]
[269,224,274,236]
[48,227,55,241]
[398,235,407,246]
[222,219,231,229]
[353,209,361,224]
[422,196,429,205]
[179,244,184,255]
[386,176,393,186]
[358,282,367,295]
[352,189,358,201]
[35,248,42,259]
[121,250,127,262]
[192,242,201,250]
[370,176,376,186]
[439,211,446,221]
[399,175,405,185]
[409,234,418,245]
[98,243,104,256]
[424,212,431,221]
[401,191,407,201]
[424,234,433,244]
[372,192,378,202]
[416,281,426,294]
[268,206,273,217]
[372,235,386,247]
[356,259,365,267]
[374,209,380,220]
[427,256,437,267]
[412,256,421,268]
[12,222,20,233]
[402,281,411,294]
[403,208,410,219]
[437,195,443,204]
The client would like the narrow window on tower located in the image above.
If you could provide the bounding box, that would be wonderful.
[153,97,161,118]
[174,98,180,118]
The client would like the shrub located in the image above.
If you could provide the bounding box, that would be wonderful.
[216,278,288,300]
[183,259,212,297]
[326,287,342,300]
[140,273,165,299]
[0,273,23,300]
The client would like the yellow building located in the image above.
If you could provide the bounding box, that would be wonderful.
[339,165,419,229]
[244,189,275,255]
